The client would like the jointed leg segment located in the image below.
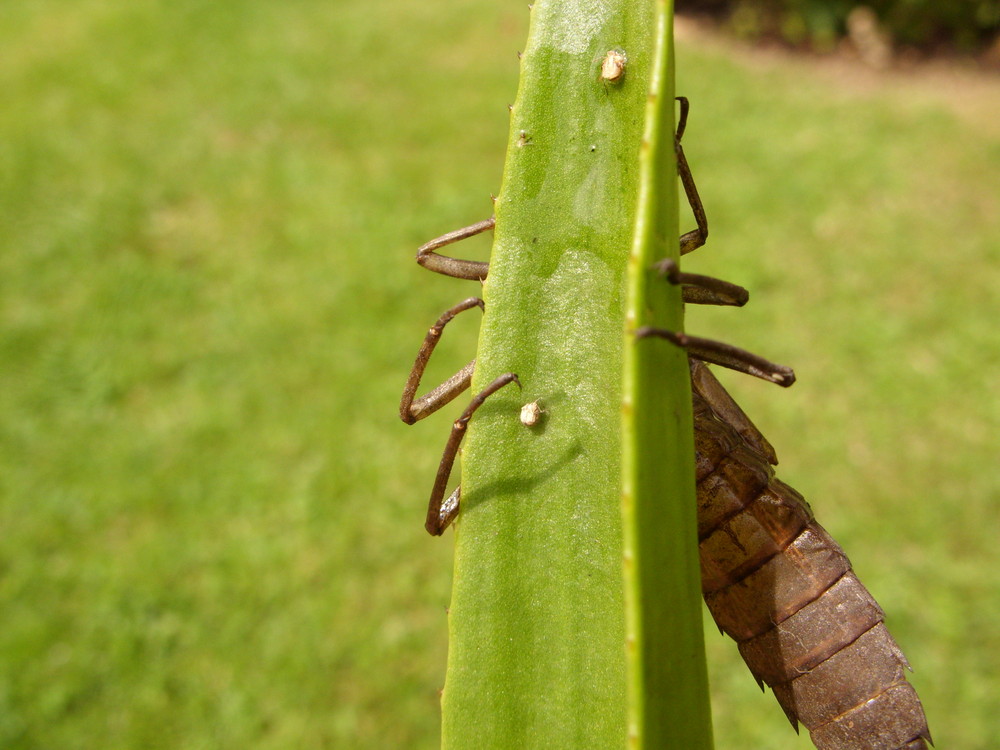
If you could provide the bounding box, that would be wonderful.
[676,97,708,257]
[399,298,521,534]
[425,373,521,536]
[416,217,494,280]
[635,326,795,387]
[634,99,793,386]
[656,258,749,307]
[399,297,483,424]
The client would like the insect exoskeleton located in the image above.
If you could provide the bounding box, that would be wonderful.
[519,399,545,427]
[600,49,627,83]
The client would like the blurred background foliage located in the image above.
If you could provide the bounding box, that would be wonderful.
[677,0,1000,56]
[1,0,998,748]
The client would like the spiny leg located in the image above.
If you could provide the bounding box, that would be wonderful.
[416,217,494,280]
[425,373,521,536]
[655,258,749,307]
[676,97,708,256]
[399,297,483,425]
[634,327,795,387]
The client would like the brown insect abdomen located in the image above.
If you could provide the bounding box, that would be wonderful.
[691,362,930,750]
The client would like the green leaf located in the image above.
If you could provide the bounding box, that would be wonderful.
[442,2,712,747]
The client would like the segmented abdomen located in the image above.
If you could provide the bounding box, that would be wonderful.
[691,361,930,750]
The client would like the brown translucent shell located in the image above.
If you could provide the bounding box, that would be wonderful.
[691,360,931,750]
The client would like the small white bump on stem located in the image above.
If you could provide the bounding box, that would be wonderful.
[519,399,545,427]
[600,49,626,83]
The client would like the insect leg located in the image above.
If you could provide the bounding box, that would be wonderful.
[425,373,521,536]
[399,297,482,424]
[655,258,749,307]
[676,97,708,256]
[416,217,494,280]
[634,327,796,387]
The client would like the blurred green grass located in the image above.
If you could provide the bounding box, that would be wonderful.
[1,1,997,748]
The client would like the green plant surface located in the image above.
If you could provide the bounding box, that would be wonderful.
[1,1,998,749]
[441,1,711,747]
[621,11,714,750]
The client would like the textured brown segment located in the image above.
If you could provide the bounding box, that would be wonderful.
[699,480,813,594]
[696,445,772,538]
[704,523,851,640]
[753,478,813,534]
[771,623,909,728]
[692,401,740,482]
[690,358,778,464]
[808,682,930,750]
[714,445,772,500]
[691,364,929,747]
[737,572,885,685]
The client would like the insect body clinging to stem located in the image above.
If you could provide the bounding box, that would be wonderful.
[399,97,929,749]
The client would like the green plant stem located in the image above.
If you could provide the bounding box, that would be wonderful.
[621,6,714,748]
[442,2,712,747]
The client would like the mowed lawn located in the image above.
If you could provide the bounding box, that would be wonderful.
[1,1,997,748]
